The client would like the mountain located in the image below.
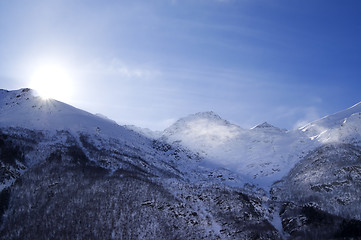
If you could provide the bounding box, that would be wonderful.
[1,88,361,239]
[270,102,361,238]
[0,88,175,189]
[161,112,316,188]
[300,102,361,144]
[270,143,361,238]
[0,89,280,239]
[0,88,133,138]
[272,143,361,219]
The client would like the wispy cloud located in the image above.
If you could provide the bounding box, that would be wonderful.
[293,107,322,129]
[107,58,161,78]
[83,58,161,79]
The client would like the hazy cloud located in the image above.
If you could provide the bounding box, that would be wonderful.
[294,107,321,129]
[107,59,161,78]
[83,58,161,79]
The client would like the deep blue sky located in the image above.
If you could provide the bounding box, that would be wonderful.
[0,0,360,130]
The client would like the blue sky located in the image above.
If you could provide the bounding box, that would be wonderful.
[0,0,360,130]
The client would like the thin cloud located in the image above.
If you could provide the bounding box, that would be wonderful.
[83,58,161,79]
[294,107,321,129]
[108,59,161,78]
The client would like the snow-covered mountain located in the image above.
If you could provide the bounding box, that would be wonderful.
[0,89,176,190]
[300,102,361,144]
[0,89,243,187]
[1,88,361,239]
[0,88,137,139]
[161,111,316,188]
[0,88,282,239]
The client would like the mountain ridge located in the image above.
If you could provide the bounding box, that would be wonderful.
[2,88,361,188]
[300,102,361,144]
[161,108,316,188]
[1,88,361,239]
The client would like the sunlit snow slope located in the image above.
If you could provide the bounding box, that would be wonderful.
[2,88,361,189]
[300,102,361,144]
[0,88,241,189]
[161,112,316,186]
[0,88,139,141]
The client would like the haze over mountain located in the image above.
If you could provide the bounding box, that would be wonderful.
[161,111,316,187]
[1,88,361,239]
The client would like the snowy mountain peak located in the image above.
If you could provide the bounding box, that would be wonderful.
[252,122,275,129]
[299,101,361,144]
[0,88,141,141]
[300,102,361,132]
[0,87,31,94]
[172,111,230,125]
[162,111,240,139]
[191,111,223,120]
[251,122,285,133]
[161,111,316,187]
[162,111,243,161]
[0,88,42,110]
[254,121,272,128]
[1,88,34,100]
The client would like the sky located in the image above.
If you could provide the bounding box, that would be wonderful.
[0,0,360,131]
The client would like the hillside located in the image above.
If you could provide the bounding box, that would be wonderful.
[1,88,361,239]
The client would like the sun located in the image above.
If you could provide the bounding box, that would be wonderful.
[29,64,74,102]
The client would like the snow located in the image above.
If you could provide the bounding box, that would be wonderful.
[300,102,361,144]
[251,122,284,132]
[161,112,317,189]
[0,88,246,193]
[1,88,361,191]
[2,88,361,240]
[0,88,146,144]
[0,88,164,183]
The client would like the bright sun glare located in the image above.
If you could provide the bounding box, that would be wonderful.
[30,64,74,102]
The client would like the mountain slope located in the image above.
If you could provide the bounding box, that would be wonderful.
[0,88,136,139]
[161,112,316,187]
[0,88,175,190]
[0,89,281,239]
[270,143,361,238]
[1,88,361,239]
[300,102,361,144]
[272,143,361,219]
